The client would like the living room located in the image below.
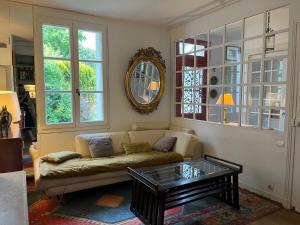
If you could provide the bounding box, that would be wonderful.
[0,0,300,224]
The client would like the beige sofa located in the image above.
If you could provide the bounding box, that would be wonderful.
[33,129,202,196]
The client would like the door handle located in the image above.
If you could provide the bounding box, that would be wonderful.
[291,118,300,127]
[76,89,80,96]
[296,119,300,127]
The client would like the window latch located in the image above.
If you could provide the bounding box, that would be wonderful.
[76,89,80,96]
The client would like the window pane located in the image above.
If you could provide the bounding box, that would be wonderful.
[243,86,260,107]
[194,87,207,104]
[224,86,241,106]
[243,62,261,84]
[225,44,241,64]
[242,107,259,128]
[78,30,102,61]
[209,67,222,85]
[195,104,206,121]
[175,104,182,117]
[208,105,221,123]
[264,58,288,82]
[224,106,240,125]
[209,47,223,66]
[244,38,263,61]
[176,72,182,87]
[44,59,71,91]
[196,33,208,49]
[209,27,224,46]
[80,93,103,122]
[183,104,193,119]
[183,88,193,104]
[42,24,70,59]
[175,88,182,102]
[262,108,285,131]
[196,50,208,68]
[195,69,207,86]
[267,7,289,33]
[244,13,264,39]
[184,54,195,68]
[272,58,288,82]
[183,70,194,87]
[209,87,222,104]
[226,21,242,43]
[46,93,72,124]
[263,85,286,107]
[176,40,184,55]
[176,56,183,71]
[79,62,103,91]
[184,38,195,54]
[224,65,241,85]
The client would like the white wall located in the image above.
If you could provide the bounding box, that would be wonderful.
[0,1,33,91]
[32,7,171,155]
[170,0,300,206]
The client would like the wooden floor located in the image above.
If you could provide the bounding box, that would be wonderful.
[249,209,300,225]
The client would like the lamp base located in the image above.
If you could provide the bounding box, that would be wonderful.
[223,108,228,123]
[0,107,12,138]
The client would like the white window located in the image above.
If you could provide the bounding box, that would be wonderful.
[35,17,108,130]
[175,6,289,132]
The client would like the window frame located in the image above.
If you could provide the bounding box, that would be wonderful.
[173,6,289,132]
[35,16,109,131]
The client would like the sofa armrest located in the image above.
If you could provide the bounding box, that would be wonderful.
[190,138,203,159]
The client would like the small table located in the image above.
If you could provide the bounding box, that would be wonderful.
[128,155,243,225]
[0,124,23,173]
[0,171,29,225]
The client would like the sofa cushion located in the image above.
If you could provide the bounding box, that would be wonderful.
[88,136,113,158]
[128,130,165,146]
[164,131,193,157]
[153,136,177,152]
[39,151,184,179]
[41,151,81,163]
[76,132,130,157]
[122,142,152,154]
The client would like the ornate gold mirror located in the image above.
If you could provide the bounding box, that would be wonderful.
[125,47,166,113]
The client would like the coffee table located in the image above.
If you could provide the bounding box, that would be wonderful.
[128,154,243,225]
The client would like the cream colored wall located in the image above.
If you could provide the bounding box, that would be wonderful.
[33,7,171,155]
[170,0,300,206]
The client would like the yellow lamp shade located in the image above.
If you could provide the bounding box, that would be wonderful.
[0,91,21,123]
[216,93,235,106]
[148,81,159,90]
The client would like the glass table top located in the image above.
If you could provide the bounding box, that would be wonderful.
[134,159,232,188]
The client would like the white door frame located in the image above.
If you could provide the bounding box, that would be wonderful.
[285,20,300,209]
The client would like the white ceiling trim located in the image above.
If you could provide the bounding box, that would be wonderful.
[166,0,242,27]
[9,0,242,27]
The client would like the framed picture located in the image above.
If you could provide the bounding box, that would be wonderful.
[225,46,241,63]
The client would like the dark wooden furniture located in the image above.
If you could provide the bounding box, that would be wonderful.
[128,155,243,225]
[0,124,23,173]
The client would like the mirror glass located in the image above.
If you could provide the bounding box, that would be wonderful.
[130,61,160,104]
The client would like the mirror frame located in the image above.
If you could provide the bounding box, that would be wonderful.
[124,47,166,113]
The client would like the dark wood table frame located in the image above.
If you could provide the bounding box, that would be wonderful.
[128,155,243,225]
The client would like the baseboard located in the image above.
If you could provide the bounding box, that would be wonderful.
[239,181,288,207]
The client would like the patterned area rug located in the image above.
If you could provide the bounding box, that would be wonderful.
[28,180,282,225]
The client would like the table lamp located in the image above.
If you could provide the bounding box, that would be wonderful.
[0,91,21,125]
[148,81,159,91]
[216,93,235,123]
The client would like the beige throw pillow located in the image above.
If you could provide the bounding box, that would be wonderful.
[41,151,81,163]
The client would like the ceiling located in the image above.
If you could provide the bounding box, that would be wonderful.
[11,0,241,27]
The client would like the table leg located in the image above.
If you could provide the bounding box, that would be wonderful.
[156,194,165,225]
[232,173,240,209]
